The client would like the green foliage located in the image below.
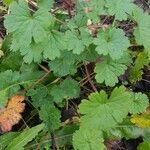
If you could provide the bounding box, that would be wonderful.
[73,128,105,150]
[4,0,63,63]
[0,70,43,107]
[130,51,149,82]
[0,132,19,149]
[79,87,149,130]
[65,29,92,54]
[138,142,150,150]
[1,0,150,149]
[27,86,50,108]
[129,93,149,114]
[83,0,105,22]
[0,70,20,107]
[94,54,131,86]
[79,86,132,130]
[106,0,134,20]
[0,51,23,71]
[133,7,150,56]
[4,0,51,44]
[3,0,15,6]
[37,0,54,10]
[49,51,78,76]
[39,102,61,132]
[6,124,44,150]
[74,87,149,149]
[50,78,80,103]
[55,125,79,147]
[94,28,130,60]
[104,119,150,140]
[42,31,65,60]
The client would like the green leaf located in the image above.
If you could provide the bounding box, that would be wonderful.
[19,41,44,63]
[79,45,99,62]
[50,78,80,103]
[0,70,43,107]
[106,0,135,20]
[27,87,61,132]
[104,119,150,140]
[94,28,130,60]
[73,128,105,150]
[0,132,19,149]
[138,142,150,150]
[65,30,84,54]
[6,124,44,150]
[94,55,129,86]
[4,0,52,45]
[130,52,149,82]
[49,51,78,76]
[10,40,44,63]
[65,28,92,54]
[43,31,65,60]
[37,0,54,10]
[55,125,79,147]
[83,0,106,22]
[0,70,20,107]
[0,51,23,71]
[4,0,54,63]
[1,34,12,52]
[129,93,149,114]
[68,14,87,29]
[79,86,132,130]
[27,86,50,108]
[39,102,61,133]
[3,0,15,6]
[133,7,150,56]
[133,52,149,71]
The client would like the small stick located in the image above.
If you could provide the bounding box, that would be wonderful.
[84,64,97,92]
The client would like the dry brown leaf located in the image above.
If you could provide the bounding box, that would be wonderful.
[0,95,25,132]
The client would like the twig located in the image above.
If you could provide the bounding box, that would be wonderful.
[54,18,66,24]
[79,72,94,84]
[24,70,51,92]
[80,75,95,87]
[51,133,59,150]
[31,71,51,87]
[38,64,50,73]
[84,64,97,92]
[141,79,150,84]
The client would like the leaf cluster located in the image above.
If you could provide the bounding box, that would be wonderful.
[1,0,150,149]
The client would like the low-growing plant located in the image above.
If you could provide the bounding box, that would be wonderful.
[0,0,150,149]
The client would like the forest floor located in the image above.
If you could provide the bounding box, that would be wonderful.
[0,0,150,150]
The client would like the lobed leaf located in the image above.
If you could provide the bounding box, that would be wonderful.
[133,7,150,57]
[49,51,78,76]
[129,93,149,114]
[39,102,61,133]
[79,86,132,130]
[94,28,130,60]
[94,55,130,86]
[106,0,135,20]
[73,128,105,150]
[50,78,80,103]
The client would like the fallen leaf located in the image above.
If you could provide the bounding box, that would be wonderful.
[0,95,25,132]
